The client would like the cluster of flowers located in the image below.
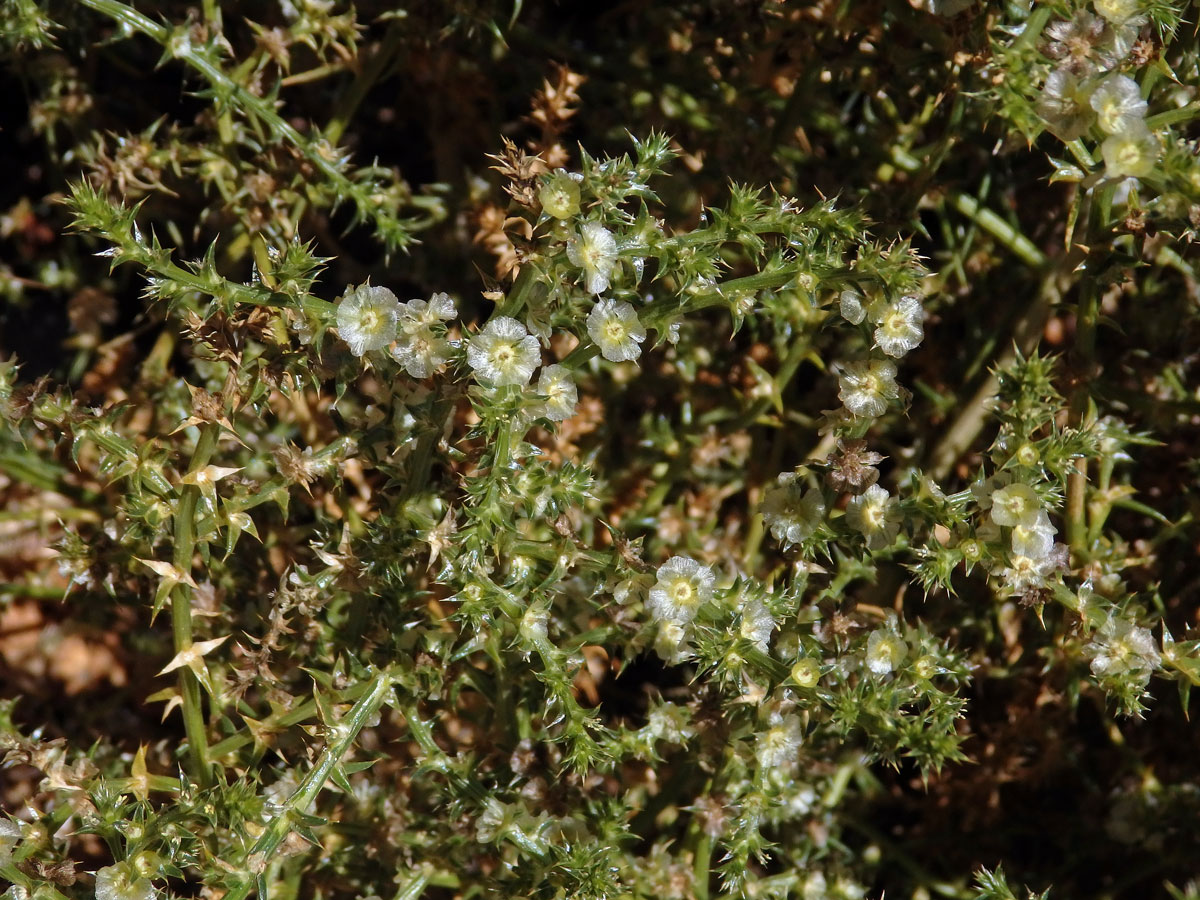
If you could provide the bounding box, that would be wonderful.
[974,477,1066,598]
[335,180,658,425]
[465,317,578,421]
[759,439,898,557]
[642,555,779,664]
[1036,0,1159,178]
[543,171,650,364]
[833,288,924,420]
[335,282,585,424]
[335,284,457,377]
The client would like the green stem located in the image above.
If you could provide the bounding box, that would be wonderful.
[209,676,380,760]
[1012,4,1052,52]
[1066,283,1099,557]
[171,423,220,785]
[398,398,456,502]
[222,672,393,900]
[693,832,713,900]
[560,342,600,369]
[1145,101,1200,130]
[891,147,1047,269]
[0,582,67,600]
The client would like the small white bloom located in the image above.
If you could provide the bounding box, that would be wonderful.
[336,284,400,356]
[648,555,715,625]
[95,863,155,900]
[0,818,19,866]
[475,798,511,843]
[760,473,826,546]
[839,288,866,324]
[756,714,802,768]
[803,872,828,900]
[845,483,901,550]
[646,703,695,744]
[654,619,692,662]
[1037,68,1094,141]
[836,359,900,418]
[990,482,1042,528]
[467,316,541,386]
[1044,10,1133,75]
[519,602,549,648]
[1000,552,1061,596]
[392,326,450,378]
[1088,618,1160,686]
[567,221,618,294]
[392,300,453,378]
[788,785,818,816]
[873,295,924,358]
[539,170,582,220]
[1101,121,1160,179]
[1094,0,1146,25]
[865,629,908,676]
[1090,74,1147,135]
[407,292,457,325]
[533,364,578,422]
[586,299,647,363]
[1011,509,1057,559]
[737,598,775,652]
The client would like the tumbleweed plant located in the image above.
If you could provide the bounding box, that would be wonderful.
[3,1,1200,899]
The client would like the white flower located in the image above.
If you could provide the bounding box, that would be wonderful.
[648,555,715,625]
[839,288,866,324]
[1090,74,1147,135]
[1101,121,1160,179]
[1011,509,1057,559]
[1094,0,1146,26]
[95,863,155,900]
[646,702,694,744]
[336,284,400,356]
[392,326,450,379]
[567,221,618,294]
[756,714,802,768]
[407,292,457,325]
[1088,618,1160,685]
[999,552,1061,596]
[519,602,549,648]
[654,619,692,663]
[873,295,924,358]
[586,299,646,363]
[845,484,901,550]
[737,598,775,652]
[865,629,908,676]
[467,316,541,386]
[912,0,974,15]
[989,482,1042,527]
[392,295,456,379]
[532,364,578,422]
[1044,11,1133,75]
[836,359,900,418]
[539,170,582,220]
[1037,68,1094,141]
[803,872,828,900]
[0,818,19,866]
[760,473,826,546]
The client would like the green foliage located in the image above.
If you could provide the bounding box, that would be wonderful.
[3,1,1200,899]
